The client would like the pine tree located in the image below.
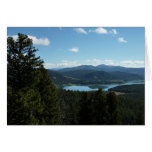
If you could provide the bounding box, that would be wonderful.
[106,91,121,125]
[7,88,42,125]
[79,92,94,124]
[93,88,109,124]
[7,33,43,90]
[7,33,61,125]
[38,68,61,124]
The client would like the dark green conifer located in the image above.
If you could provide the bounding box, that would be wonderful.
[93,88,109,124]
[106,91,121,125]
[79,92,94,124]
[7,33,61,125]
[38,68,61,124]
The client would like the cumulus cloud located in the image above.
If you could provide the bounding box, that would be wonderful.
[89,28,118,35]
[74,28,87,34]
[10,35,50,46]
[89,27,108,34]
[69,47,79,53]
[118,37,127,43]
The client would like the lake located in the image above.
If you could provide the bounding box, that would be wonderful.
[63,80,144,92]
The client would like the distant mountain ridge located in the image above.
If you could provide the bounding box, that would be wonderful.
[61,70,143,82]
[55,64,144,76]
[48,66,144,87]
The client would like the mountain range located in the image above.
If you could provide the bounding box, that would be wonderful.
[48,64,144,87]
[57,64,144,76]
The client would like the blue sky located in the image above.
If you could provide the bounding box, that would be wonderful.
[7,27,145,68]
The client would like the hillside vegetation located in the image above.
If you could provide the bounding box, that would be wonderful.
[48,69,144,87]
[57,84,145,125]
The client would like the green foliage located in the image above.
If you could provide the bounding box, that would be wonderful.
[38,68,61,124]
[79,92,95,124]
[7,33,61,125]
[8,88,42,125]
[58,88,121,125]
[106,92,121,124]
[93,89,109,124]
[48,69,144,87]
[109,84,145,125]
[118,96,144,125]
[109,84,145,100]
[7,34,43,90]
[109,84,144,94]
[57,89,83,125]
[48,70,79,87]
[57,86,144,125]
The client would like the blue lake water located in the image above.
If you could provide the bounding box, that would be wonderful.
[63,80,144,92]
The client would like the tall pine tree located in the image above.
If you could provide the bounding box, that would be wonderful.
[93,88,109,124]
[7,33,61,125]
[79,92,95,124]
[106,91,121,125]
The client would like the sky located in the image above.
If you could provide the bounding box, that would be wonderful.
[7,27,145,69]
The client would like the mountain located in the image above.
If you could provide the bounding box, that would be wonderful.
[61,70,144,82]
[96,64,128,71]
[47,70,79,87]
[57,64,144,76]
[96,65,144,76]
[58,65,96,72]
[48,69,144,87]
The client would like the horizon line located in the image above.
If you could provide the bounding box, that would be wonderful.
[46,63,145,69]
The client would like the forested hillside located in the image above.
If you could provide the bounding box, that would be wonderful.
[61,70,143,81]
[110,84,145,124]
[47,70,79,87]
[48,69,144,87]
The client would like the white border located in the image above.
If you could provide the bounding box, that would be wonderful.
[1,0,152,152]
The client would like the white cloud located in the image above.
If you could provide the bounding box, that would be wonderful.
[45,59,144,69]
[86,59,144,68]
[74,28,87,34]
[104,59,115,65]
[86,58,115,66]
[111,29,117,35]
[45,60,80,69]
[28,35,50,46]
[118,37,127,43]
[69,47,79,53]
[11,35,18,41]
[11,35,50,46]
[89,28,118,35]
[89,27,108,34]
[120,60,144,67]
